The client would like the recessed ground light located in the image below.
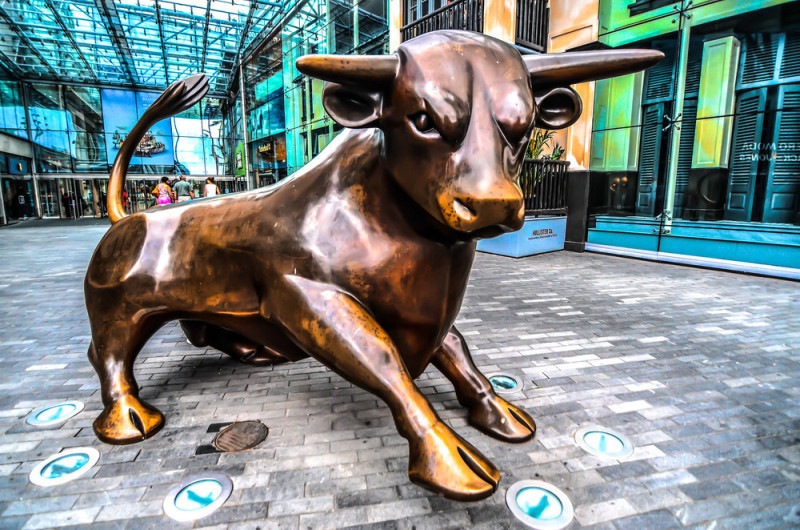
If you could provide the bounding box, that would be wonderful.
[506,480,574,529]
[26,401,84,426]
[488,374,521,393]
[163,473,233,522]
[29,447,99,487]
[574,426,634,459]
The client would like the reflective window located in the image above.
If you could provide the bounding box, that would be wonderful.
[0,81,28,138]
[590,1,800,230]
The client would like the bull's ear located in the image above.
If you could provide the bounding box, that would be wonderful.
[534,87,583,130]
[322,82,382,129]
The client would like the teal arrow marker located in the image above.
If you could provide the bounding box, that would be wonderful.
[186,488,216,508]
[45,463,78,479]
[528,494,550,519]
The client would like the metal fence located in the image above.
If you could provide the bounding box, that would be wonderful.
[519,159,569,215]
[400,0,483,42]
[515,0,549,52]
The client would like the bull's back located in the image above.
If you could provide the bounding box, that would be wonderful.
[85,199,263,314]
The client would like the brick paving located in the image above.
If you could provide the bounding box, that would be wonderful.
[0,219,799,529]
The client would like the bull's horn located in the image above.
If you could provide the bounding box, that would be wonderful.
[524,49,665,88]
[296,55,399,85]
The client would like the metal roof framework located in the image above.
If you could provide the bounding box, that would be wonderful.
[0,0,285,96]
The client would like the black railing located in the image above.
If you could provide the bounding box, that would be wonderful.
[520,159,569,215]
[400,0,483,42]
[515,0,549,52]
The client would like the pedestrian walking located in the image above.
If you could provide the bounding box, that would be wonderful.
[173,175,194,202]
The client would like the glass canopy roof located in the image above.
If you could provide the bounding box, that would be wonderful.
[0,0,287,96]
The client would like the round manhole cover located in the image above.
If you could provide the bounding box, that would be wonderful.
[212,421,268,452]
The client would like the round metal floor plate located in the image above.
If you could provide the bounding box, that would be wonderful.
[29,447,100,487]
[506,480,574,530]
[26,401,84,426]
[163,472,233,522]
[212,421,268,452]
[574,426,634,459]
[487,373,522,394]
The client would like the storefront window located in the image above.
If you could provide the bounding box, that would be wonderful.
[0,80,28,139]
[591,1,800,231]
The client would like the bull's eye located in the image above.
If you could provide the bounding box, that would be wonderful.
[411,112,437,135]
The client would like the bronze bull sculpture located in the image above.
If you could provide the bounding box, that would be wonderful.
[85,30,661,501]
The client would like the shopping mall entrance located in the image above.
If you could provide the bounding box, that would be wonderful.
[40,178,109,219]
[3,175,248,224]
[1,176,35,223]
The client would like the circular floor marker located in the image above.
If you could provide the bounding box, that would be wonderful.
[574,426,634,459]
[163,473,233,522]
[26,401,84,426]
[212,420,269,452]
[29,447,99,487]
[506,480,574,529]
[488,374,521,394]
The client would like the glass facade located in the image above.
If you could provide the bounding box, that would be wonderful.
[20,82,228,176]
[0,81,28,139]
[235,0,389,183]
[0,0,388,222]
[590,0,800,234]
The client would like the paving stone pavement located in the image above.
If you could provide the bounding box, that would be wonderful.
[0,219,799,529]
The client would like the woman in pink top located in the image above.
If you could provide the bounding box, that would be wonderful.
[152,176,173,205]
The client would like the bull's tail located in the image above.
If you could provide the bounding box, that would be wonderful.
[108,74,210,224]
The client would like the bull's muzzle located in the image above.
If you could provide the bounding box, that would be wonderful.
[439,188,525,234]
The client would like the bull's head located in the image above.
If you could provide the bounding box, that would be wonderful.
[297,31,662,238]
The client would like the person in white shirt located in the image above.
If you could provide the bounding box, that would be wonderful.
[204,176,220,198]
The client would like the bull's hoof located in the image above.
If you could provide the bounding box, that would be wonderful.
[468,396,536,443]
[93,395,164,445]
[408,422,500,501]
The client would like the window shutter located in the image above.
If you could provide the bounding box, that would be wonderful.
[643,43,675,104]
[781,32,800,81]
[684,44,704,98]
[636,103,664,216]
[739,35,779,87]
[674,99,697,217]
[763,84,800,223]
[725,88,767,221]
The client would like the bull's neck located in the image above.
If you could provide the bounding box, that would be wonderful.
[319,128,475,249]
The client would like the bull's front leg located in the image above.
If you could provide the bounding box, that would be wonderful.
[269,276,500,501]
[433,327,536,442]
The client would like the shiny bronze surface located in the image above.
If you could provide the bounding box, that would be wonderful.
[85,30,661,501]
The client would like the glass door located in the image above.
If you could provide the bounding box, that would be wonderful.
[73,180,96,218]
[57,179,77,219]
[1,178,34,222]
[37,179,60,217]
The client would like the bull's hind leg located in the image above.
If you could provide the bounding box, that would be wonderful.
[88,314,165,444]
[180,320,289,365]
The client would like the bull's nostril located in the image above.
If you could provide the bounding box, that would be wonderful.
[453,199,476,221]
